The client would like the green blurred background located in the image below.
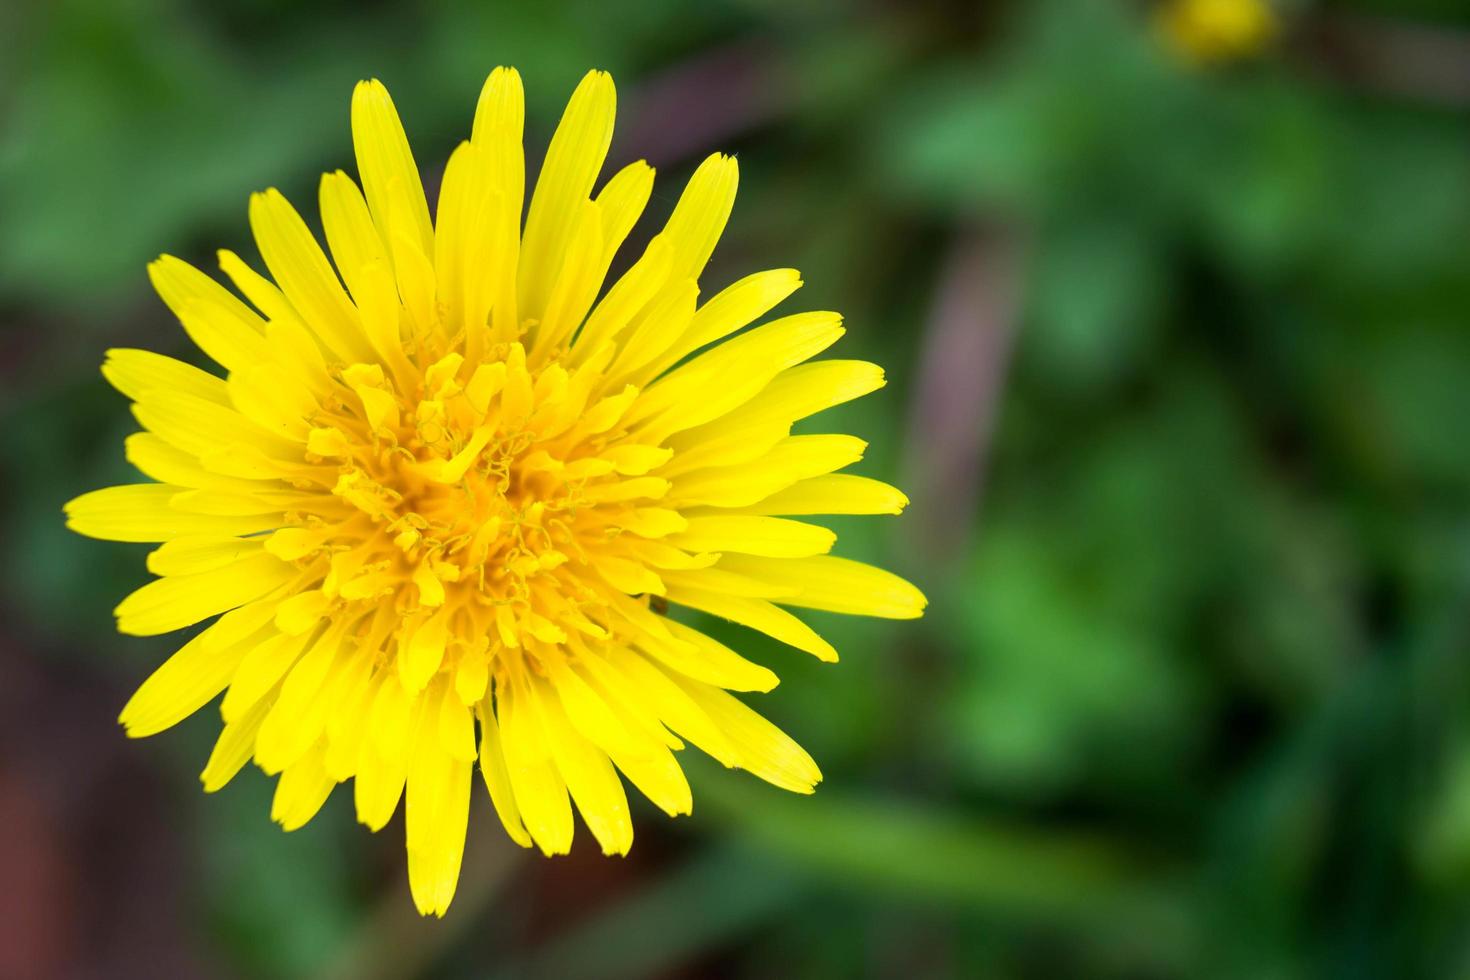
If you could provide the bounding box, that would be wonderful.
[5,0,1470,976]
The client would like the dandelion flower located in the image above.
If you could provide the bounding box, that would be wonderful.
[64,68,925,916]
[1157,0,1278,64]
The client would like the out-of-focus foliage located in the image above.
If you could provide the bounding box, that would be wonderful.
[4,0,1470,977]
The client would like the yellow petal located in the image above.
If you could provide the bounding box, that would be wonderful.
[662,584,837,662]
[354,675,417,830]
[255,629,351,775]
[351,79,434,261]
[201,687,277,792]
[519,70,616,321]
[147,536,263,576]
[717,555,927,620]
[248,188,371,362]
[637,618,780,693]
[671,676,821,794]
[65,484,280,542]
[477,699,534,849]
[497,680,574,856]
[406,720,472,916]
[220,630,312,723]
[470,67,525,345]
[114,552,297,636]
[319,170,390,312]
[102,348,228,406]
[322,649,379,781]
[228,361,317,442]
[147,255,268,372]
[530,200,604,358]
[593,159,654,270]
[659,153,738,283]
[273,589,330,635]
[629,312,845,433]
[569,237,673,365]
[133,387,300,458]
[118,614,266,737]
[671,515,835,559]
[666,360,884,471]
[734,473,910,517]
[534,678,633,856]
[668,435,865,509]
[400,611,448,694]
[599,647,740,766]
[637,267,800,382]
[271,741,337,831]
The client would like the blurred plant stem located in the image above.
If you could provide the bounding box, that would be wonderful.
[903,228,1025,569]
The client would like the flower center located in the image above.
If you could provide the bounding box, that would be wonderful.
[279,339,654,691]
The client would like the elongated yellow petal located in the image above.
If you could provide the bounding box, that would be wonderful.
[716,555,927,619]
[147,256,268,372]
[660,153,737,283]
[119,616,266,737]
[535,678,633,856]
[201,687,277,792]
[65,484,281,542]
[354,675,416,830]
[672,676,821,794]
[271,741,337,831]
[407,750,471,916]
[220,630,312,723]
[319,170,389,309]
[530,200,604,359]
[471,66,525,147]
[640,618,779,693]
[351,79,434,261]
[733,473,909,517]
[228,362,317,442]
[255,626,349,774]
[668,435,866,509]
[249,188,371,362]
[663,583,837,662]
[498,679,574,855]
[601,648,739,766]
[470,67,525,345]
[133,387,300,459]
[147,536,263,576]
[126,433,305,490]
[405,682,472,915]
[629,312,845,433]
[637,267,800,382]
[477,700,534,848]
[102,348,228,406]
[519,70,615,321]
[322,649,378,781]
[666,360,885,471]
[593,160,654,270]
[601,734,692,818]
[115,553,296,636]
[671,515,834,559]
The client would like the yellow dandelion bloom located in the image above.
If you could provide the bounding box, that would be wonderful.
[1157,0,1278,64]
[64,68,924,916]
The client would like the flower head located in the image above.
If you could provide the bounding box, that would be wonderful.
[1157,0,1278,64]
[64,68,924,916]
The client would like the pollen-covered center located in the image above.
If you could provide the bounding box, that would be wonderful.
[278,337,672,696]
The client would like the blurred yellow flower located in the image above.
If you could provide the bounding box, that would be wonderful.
[63,68,924,916]
[1158,0,1278,64]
